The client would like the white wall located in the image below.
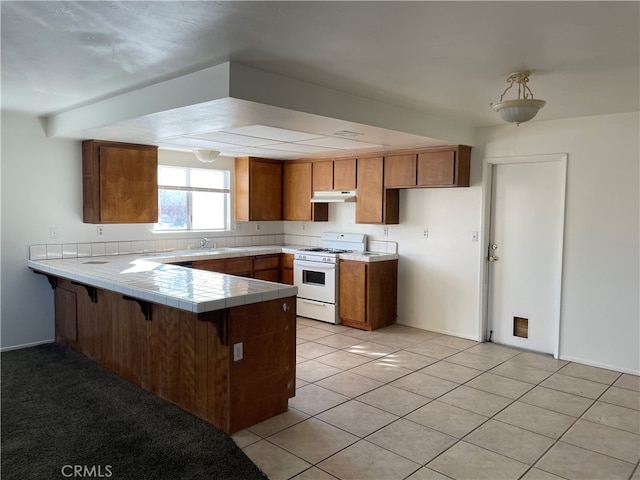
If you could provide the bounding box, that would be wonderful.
[477,113,639,374]
[0,111,280,350]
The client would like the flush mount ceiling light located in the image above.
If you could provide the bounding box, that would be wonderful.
[491,71,546,126]
[193,149,220,163]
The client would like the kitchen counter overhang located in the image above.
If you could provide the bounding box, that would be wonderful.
[28,247,298,314]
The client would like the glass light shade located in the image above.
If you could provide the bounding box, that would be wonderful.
[491,99,546,126]
[193,149,220,163]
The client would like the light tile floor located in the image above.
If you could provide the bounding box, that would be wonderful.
[233,318,640,480]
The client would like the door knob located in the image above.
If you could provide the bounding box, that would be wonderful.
[491,244,499,250]
[489,255,499,262]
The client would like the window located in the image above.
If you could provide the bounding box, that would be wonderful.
[155,166,230,231]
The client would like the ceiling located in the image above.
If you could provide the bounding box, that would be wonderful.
[2,1,639,159]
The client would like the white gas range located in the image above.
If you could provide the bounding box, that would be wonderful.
[294,232,367,324]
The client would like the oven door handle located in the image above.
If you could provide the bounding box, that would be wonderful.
[299,299,329,307]
[294,260,336,270]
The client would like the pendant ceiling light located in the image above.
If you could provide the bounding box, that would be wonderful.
[193,149,220,163]
[491,71,546,126]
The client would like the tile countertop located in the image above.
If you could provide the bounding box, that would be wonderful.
[27,245,399,314]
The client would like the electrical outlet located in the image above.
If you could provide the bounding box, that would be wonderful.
[256,223,261,231]
[302,223,306,231]
[423,228,429,238]
[234,223,242,231]
[49,227,59,239]
[471,231,479,242]
[233,342,243,362]
[383,227,389,237]
[97,226,104,236]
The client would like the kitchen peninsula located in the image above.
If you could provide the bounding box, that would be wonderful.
[28,248,297,435]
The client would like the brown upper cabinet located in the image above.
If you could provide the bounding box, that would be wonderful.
[312,161,334,191]
[333,158,357,190]
[384,145,471,189]
[383,153,417,188]
[417,145,471,187]
[235,157,282,221]
[355,156,399,225]
[82,140,158,224]
[283,162,328,222]
[312,158,357,191]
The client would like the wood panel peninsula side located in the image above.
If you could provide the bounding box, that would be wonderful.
[30,253,297,435]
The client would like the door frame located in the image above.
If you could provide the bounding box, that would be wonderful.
[478,153,568,358]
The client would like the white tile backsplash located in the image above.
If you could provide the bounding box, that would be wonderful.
[91,243,106,257]
[30,245,47,260]
[46,244,63,259]
[62,244,78,258]
[118,241,131,255]
[28,233,328,260]
[105,242,119,256]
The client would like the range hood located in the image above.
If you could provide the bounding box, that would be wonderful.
[310,190,357,203]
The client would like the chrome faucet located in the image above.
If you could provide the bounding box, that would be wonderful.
[200,238,217,249]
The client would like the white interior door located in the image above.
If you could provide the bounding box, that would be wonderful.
[487,156,566,356]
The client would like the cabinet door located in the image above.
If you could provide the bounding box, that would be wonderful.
[417,150,456,186]
[279,253,294,285]
[355,157,398,224]
[356,157,384,224]
[283,162,312,221]
[338,260,367,326]
[417,146,470,187]
[312,161,333,191]
[235,157,282,221]
[253,269,280,282]
[254,255,280,271]
[333,159,357,190]
[83,140,158,224]
[384,153,417,187]
[250,159,282,220]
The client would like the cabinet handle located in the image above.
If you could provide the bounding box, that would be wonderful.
[282,302,290,312]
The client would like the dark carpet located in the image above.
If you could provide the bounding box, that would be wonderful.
[1,343,267,480]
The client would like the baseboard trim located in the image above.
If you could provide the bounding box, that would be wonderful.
[559,354,639,376]
[1,339,55,352]
[395,321,478,342]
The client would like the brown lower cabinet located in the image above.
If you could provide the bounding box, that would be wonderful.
[192,254,281,282]
[338,259,398,331]
[279,253,294,285]
[53,277,295,434]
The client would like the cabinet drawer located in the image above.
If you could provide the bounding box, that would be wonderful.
[254,255,280,271]
[192,259,226,272]
[226,257,254,275]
